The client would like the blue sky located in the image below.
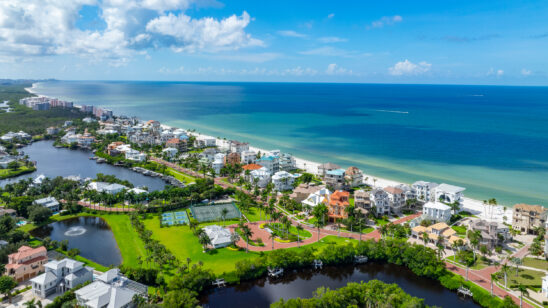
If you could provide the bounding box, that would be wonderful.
[1,0,547,85]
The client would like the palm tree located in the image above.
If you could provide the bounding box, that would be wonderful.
[241,225,253,253]
[512,257,522,276]
[221,208,229,226]
[296,224,304,248]
[268,231,276,250]
[517,284,528,308]
[422,232,429,246]
[198,233,212,252]
[501,263,510,288]
[312,204,328,242]
[490,273,497,296]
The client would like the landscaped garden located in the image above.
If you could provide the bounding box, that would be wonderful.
[263,222,312,242]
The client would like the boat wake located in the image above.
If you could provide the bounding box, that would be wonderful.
[375,109,409,114]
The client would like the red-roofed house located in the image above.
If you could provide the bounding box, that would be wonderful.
[242,164,263,171]
[5,246,48,282]
[328,191,350,222]
[166,138,187,152]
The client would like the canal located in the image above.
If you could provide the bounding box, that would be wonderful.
[200,263,480,308]
[0,140,166,190]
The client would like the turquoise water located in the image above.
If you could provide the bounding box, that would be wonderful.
[32,81,548,207]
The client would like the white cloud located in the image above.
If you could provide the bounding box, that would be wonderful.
[318,36,347,43]
[521,68,531,76]
[207,52,282,63]
[277,30,307,38]
[327,13,335,19]
[486,68,504,77]
[0,0,262,64]
[388,59,431,76]
[300,46,370,58]
[325,63,353,75]
[368,15,402,29]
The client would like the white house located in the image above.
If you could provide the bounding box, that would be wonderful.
[87,182,127,194]
[317,162,341,178]
[345,166,363,188]
[435,183,465,205]
[422,202,452,222]
[203,225,233,248]
[412,181,439,202]
[240,150,257,164]
[249,167,270,188]
[302,188,332,209]
[256,155,279,175]
[162,147,178,159]
[279,153,296,171]
[542,274,548,299]
[383,186,405,213]
[212,153,226,175]
[271,171,298,191]
[75,268,148,308]
[195,135,217,148]
[370,188,391,216]
[229,140,249,153]
[325,168,346,190]
[34,197,60,212]
[0,156,15,168]
[395,184,417,201]
[31,258,93,298]
[125,149,147,162]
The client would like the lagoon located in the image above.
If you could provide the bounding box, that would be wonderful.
[200,263,479,308]
[30,216,122,266]
[0,140,166,191]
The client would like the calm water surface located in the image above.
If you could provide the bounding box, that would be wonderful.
[0,140,165,190]
[200,263,480,308]
[30,216,121,266]
[32,81,548,206]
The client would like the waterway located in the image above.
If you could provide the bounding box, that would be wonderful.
[0,140,166,191]
[30,216,122,266]
[200,263,480,308]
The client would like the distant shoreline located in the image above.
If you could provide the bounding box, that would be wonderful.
[26,83,533,220]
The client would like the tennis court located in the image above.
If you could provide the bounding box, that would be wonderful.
[161,210,189,226]
[190,202,241,222]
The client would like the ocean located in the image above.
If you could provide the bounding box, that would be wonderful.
[31,81,548,207]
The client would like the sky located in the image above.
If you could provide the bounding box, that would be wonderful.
[0,0,547,85]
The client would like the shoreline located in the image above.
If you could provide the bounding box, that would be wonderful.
[28,83,514,222]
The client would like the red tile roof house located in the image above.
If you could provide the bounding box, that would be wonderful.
[5,246,48,282]
[166,138,187,152]
[328,191,350,222]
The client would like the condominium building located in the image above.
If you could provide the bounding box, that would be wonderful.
[412,181,439,202]
[512,203,547,234]
[325,168,346,190]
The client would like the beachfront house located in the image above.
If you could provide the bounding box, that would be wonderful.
[422,202,452,222]
[203,225,233,248]
[302,188,332,210]
[434,183,465,205]
[512,203,547,234]
[345,166,364,188]
[317,162,341,178]
[240,150,257,164]
[271,171,298,191]
[396,184,417,201]
[290,183,321,203]
[325,168,346,190]
[412,181,439,202]
[279,153,296,171]
[5,246,47,282]
[200,148,219,162]
[229,140,249,153]
[370,188,391,216]
[31,258,93,298]
[257,155,279,175]
[249,167,271,188]
[34,196,60,212]
[75,268,148,308]
[166,138,187,152]
[383,186,405,214]
[195,135,217,148]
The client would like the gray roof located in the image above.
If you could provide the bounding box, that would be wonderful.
[319,162,341,169]
[31,271,57,285]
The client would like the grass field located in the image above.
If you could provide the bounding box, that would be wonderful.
[143,215,260,276]
[166,168,196,184]
[504,267,545,288]
[239,205,269,222]
[522,257,548,271]
[0,165,36,179]
[451,225,467,235]
[101,214,147,268]
[446,255,489,270]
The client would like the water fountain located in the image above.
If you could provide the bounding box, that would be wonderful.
[64,226,87,236]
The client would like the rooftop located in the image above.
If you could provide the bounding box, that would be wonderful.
[436,183,466,194]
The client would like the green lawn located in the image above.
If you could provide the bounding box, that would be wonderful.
[143,216,260,276]
[0,165,36,179]
[503,268,545,288]
[166,168,196,184]
[452,225,467,235]
[100,214,147,268]
[267,222,312,241]
[446,255,489,270]
[374,217,390,226]
[522,258,548,271]
[239,205,269,222]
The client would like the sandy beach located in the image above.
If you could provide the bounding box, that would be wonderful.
[186,129,512,223]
